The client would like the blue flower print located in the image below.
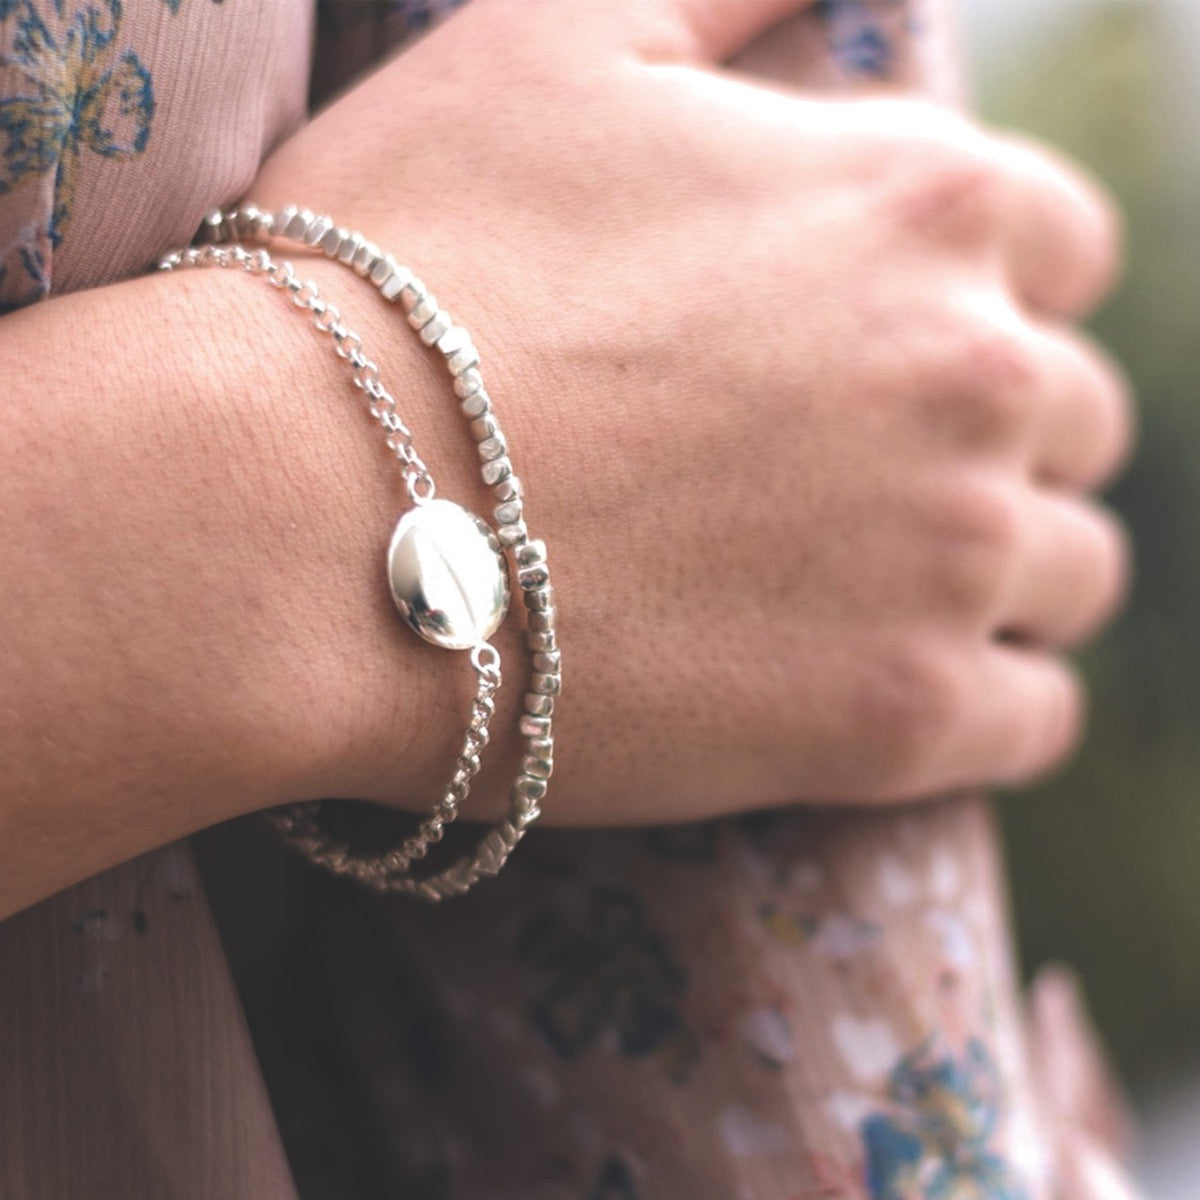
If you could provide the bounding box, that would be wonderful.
[385,0,465,36]
[861,1037,1029,1200]
[159,0,225,14]
[0,218,48,311]
[515,885,701,1082]
[586,1157,640,1200]
[814,0,917,78]
[0,0,154,246]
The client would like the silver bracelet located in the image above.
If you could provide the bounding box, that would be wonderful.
[157,208,559,901]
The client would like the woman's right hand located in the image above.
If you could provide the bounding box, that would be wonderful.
[251,0,1132,824]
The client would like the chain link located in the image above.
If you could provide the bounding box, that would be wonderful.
[159,243,435,500]
[264,653,503,894]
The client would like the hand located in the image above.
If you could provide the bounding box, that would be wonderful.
[1029,968,1144,1199]
[252,0,1131,823]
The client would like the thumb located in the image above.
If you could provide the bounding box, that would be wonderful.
[1057,1131,1145,1200]
[1028,965,1136,1161]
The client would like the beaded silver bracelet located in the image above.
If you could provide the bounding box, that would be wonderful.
[156,205,559,901]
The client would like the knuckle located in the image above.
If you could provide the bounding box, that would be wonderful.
[857,636,967,788]
[881,123,1006,245]
[947,307,1042,442]
[947,472,1022,562]
[956,477,1022,559]
[923,477,1021,621]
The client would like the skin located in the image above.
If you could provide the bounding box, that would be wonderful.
[0,0,1130,917]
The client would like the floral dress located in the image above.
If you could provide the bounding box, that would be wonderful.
[0,3,1139,1198]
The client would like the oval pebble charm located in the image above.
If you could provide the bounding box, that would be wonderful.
[388,500,510,650]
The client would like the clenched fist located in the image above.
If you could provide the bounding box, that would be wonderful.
[251,0,1131,823]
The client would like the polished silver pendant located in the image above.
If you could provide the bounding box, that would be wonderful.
[387,499,510,650]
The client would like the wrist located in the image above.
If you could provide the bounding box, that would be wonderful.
[186,246,530,817]
[166,208,566,898]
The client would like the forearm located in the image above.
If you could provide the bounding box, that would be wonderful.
[0,262,463,917]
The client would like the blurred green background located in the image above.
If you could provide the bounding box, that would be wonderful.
[964,0,1200,1122]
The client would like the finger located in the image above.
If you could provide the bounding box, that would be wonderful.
[1000,491,1129,648]
[920,295,1131,490]
[1028,967,1136,1159]
[1056,1132,1145,1200]
[995,133,1123,318]
[938,643,1084,791]
[1030,323,1135,491]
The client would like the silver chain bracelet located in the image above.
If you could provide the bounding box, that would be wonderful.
[156,207,559,901]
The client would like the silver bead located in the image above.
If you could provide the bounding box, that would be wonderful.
[304,215,333,247]
[516,539,546,567]
[525,693,555,718]
[436,325,471,359]
[231,204,261,237]
[438,325,479,373]
[532,650,561,674]
[455,369,484,399]
[511,793,540,820]
[275,204,298,235]
[529,607,556,632]
[448,346,480,376]
[527,586,554,611]
[353,241,381,276]
[407,295,439,328]
[527,630,556,652]
[481,457,512,486]
[477,435,507,462]
[494,499,522,526]
[397,276,428,314]
[531,672,561,696]
[417,878,448,902]
[370,255,396,286]
[387,499,510,650]
[513,800,541,827]
[511,792,543,822]
[476,828,509,875]
[200,210,227,242]
[471,413,500,442]
[322,226,348,257]
[497,520,528,546]
[461,389,490,420]
[337,232,363,265]
[519,563,550,590]
[493,476,523,502]
[419,310,453,345]
[519,714,552,738]
[523,754,553,780]
[379,263,415,300]
[514,775,548,801]
[287,207,315,239]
